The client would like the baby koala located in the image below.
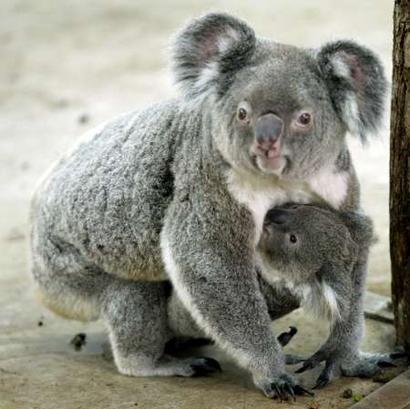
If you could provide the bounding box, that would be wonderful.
[257,203,370,322]
[257,203,398,388]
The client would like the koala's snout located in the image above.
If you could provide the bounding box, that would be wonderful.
[254,113,283,156]
[264,208,291,226]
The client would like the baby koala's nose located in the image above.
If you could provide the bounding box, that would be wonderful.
[264,208,291,225]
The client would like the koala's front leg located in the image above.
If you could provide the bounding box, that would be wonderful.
[161,199,311,400]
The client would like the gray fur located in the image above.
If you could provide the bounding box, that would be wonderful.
[259,204,395,386]
[30,13,387,398]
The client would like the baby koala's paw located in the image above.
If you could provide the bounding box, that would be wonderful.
[255,372,313,401]
[296,350,405,389]
[340,352,401,378]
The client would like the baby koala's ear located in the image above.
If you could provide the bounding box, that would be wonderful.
[317,41,387,142]
[171,13,256,101]
[339,211,375,248]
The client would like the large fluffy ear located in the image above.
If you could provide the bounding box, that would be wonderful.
[317,41,387,141]
[171,13,256,101]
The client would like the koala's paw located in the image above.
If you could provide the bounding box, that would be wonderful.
[340,352,400,378]
[296,351,404,389]
[255,373,314,401]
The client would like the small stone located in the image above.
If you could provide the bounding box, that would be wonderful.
[341,388,353,399]
[352,394,364,402]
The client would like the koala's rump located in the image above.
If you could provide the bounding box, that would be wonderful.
[30,101,179,282]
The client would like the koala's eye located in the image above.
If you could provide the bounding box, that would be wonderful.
[237,102,252,124]
[296,112,312,126]
[289,234,298,244]
[238,107,248,121]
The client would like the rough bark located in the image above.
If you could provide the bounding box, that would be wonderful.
[390,0,410,352]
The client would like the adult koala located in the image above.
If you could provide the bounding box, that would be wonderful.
[30,13,386,399]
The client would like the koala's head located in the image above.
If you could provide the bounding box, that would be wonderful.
[257,204,373,284]
[172,13,386,179]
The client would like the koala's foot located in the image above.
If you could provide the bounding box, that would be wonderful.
[116,353,221,377]
[254,373,313,401]
[296,350,404,389]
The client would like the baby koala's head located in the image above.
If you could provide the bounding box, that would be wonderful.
[257,204,373,317]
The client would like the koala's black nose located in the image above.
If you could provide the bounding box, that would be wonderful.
[265,208,291,225]
[255,113,283,152]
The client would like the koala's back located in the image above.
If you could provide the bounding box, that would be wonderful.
[31,100,180,281]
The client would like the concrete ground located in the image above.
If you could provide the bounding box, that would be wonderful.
[0,1,401,408]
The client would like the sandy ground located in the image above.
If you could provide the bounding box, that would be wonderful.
[0,1,398,408]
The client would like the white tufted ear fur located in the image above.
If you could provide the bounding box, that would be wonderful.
[317,41,387,142]
[171,13,256,101]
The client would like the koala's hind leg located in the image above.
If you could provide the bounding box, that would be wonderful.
[101,280,221,377]
[32,238,220,377]
[31,236,110,322]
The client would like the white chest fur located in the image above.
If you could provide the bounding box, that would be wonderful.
[226,167,349,244]
[307,168,349,209]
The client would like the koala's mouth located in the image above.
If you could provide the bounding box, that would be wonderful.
[253,153,287,175]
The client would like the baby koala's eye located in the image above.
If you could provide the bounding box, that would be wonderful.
[238,108,248,121]
[289,234,298,244]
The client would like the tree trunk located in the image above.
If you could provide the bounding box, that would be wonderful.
[390,0,410,353]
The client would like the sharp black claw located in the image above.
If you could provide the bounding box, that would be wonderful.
[283,385,291,401]
[272,384,281,401]
[285,354,305,365]
[377,360,397,368]
[313,367,331,389]
[277,326,298,347]
[285,384,296,401]
[313,379,328,390]
[279,385,286,401]
[190,357,222,376]
[295,363,312,374]
[294,385,315,397]
[278,386,285,401]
